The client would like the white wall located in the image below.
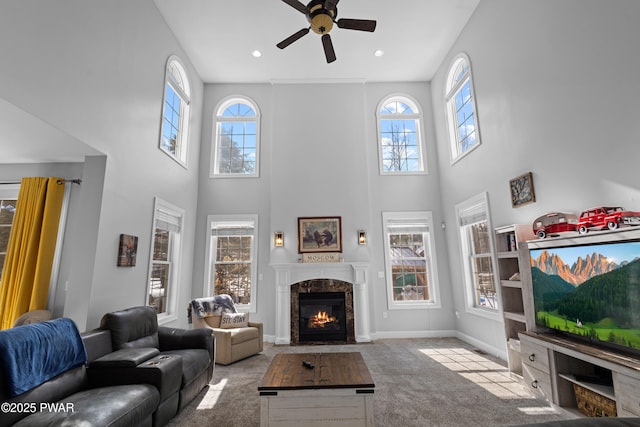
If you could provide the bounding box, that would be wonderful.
[0,162,84,318]
[4,0,639,356]
[195,81,455,339]
[0,0,204,330]
[430,0,640,355]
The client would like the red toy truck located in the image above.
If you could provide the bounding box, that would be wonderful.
[577,206,640,234]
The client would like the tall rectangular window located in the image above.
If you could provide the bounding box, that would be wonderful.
[383,212,440,309]
[456,193,499,316]
[207,215,258,311]
[148,198,184,321]
[0,195,18,280]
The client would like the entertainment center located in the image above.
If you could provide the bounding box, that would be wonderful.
[516,227,640,417]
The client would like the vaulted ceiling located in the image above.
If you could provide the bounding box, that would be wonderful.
[1,0,480,164]
[153,0,480,83]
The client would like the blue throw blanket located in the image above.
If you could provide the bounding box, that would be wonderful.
[0,317,87,397]
[187,295,236,323]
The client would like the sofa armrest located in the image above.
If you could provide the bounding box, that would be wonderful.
[81,329,113,362]
[248,321,264,352]
[89,347,160,368]
[87,353,182,402]
[158,326,214,360]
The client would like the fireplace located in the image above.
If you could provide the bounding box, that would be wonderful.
[290,279,356,344]
[298,292,347,342]
[272,262,371,345]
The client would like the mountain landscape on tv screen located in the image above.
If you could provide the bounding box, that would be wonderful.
[531,250,618,285]
[531,249,640,349]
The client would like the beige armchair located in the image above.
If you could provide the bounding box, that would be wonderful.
[189,296,263,365]
[12,309,52,327]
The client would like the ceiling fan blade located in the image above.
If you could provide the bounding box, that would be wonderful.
[277,28,310,49]
[321,34,336,63]
[337,18,377,32]
[281,0,308,14]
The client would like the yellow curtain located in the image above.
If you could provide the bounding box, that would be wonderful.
[0,177,65,329]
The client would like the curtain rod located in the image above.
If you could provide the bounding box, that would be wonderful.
[0,179,82,185]
[56,179,82,185]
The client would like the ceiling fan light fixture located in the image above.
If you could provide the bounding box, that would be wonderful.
[252,50,262,58]
[374,50,384,57]
[310,13,334,34]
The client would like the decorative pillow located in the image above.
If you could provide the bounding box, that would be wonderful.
[219,312,249,329]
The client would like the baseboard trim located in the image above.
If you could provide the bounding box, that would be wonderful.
[371,330,457,340]
[455,331,507,361]
[262,331,507,362]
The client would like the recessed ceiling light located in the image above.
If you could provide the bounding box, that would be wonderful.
[374,50,384,57]
[252,50,262,58]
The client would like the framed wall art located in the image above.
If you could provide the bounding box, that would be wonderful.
[298,216,342,253]
[509,172,536,208]
[117,233,138,266]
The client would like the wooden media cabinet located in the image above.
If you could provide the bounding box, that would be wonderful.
[520,331,640,417]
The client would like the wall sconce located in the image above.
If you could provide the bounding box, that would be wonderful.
[274,231,284,247]
[358,230,367,245]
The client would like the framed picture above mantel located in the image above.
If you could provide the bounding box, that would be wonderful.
[298,216,342,253]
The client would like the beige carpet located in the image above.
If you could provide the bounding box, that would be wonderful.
[168,337,573,426]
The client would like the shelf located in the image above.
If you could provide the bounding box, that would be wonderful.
[558,373,615,401]
[495,224,533,373]
[503,311,526,322]
[500,280,522,288]
[497,251,519,259]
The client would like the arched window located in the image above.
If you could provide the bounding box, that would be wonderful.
[376,95,426,175]
[211,96,260,177]
[160,56,191,166]
[445,53,480,163]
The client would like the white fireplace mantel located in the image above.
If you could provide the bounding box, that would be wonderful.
[271,262,371,345]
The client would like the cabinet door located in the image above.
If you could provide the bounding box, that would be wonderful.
[614,372,640,416]
[522,363,553,402]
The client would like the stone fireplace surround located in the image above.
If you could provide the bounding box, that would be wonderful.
[291,279,354,344]
[271,262,371,345]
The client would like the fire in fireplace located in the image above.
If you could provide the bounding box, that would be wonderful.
[299,292,347,342]
[307,310,337,328]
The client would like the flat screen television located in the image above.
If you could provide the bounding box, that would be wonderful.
[528,230,640,356]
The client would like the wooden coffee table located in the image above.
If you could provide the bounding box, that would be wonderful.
[258,352,375,426]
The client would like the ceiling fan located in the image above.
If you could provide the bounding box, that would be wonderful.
[277,0,377,64]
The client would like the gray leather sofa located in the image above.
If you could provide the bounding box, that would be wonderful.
[0,321,158,427]
[0,307,214,427]
[97,306,214,423]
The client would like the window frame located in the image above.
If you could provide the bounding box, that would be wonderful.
[205,214,259,313]
[147,197,184,324]
[454,192,501,321]
[376,94,427,175]
[210,96,261,178]
[445,53,481,165]
[159,55,191,168]
[382,211,440,310]
[0,184,19,280]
